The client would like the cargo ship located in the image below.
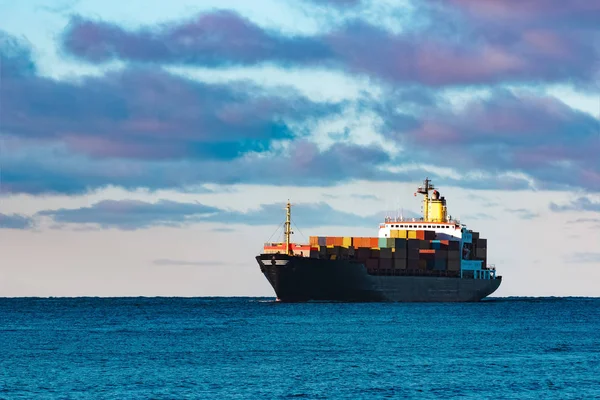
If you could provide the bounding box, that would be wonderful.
[256,178,501,302]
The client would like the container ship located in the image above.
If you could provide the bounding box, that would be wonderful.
[256,178,502,302]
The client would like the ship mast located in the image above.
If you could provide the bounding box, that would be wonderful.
[285,200,294,255]
[416,177,435,222]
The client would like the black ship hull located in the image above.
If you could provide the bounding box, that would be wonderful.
[256,254,502,302]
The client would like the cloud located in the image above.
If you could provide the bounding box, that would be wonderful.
[564,252,600,264]
[153,259,228,266]
[36,199,397,230]
[350,194,380,200]
[2,59,340,161]
[550,197,600,213]
[211,227,236,232]
[3,26,599,197]
[463,213,496,221]
[0,213,35,230]
[381,90,600,192]
[38,200,221,230]
[505,208,539,220]
[428,0,600,28]
[4,136,399,195]
[60,4,599,86]
[61,11,333,67]
[2,31,401,195]
[0,31,37,78]
[568,218,600,224]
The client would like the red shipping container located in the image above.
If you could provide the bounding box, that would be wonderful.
[369,237,379,248]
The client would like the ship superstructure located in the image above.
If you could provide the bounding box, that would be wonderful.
[256,178,501,302]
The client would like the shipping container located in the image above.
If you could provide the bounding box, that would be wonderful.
[370,249,380,258]
[476,248,487,259]
[379,258,393,270]
[393,238,407,250]
[407,239,420,249]
[326,236,335,246]
[448,240,460,250]
[318,236,327,247]
[435,249,448,259]
[390,230,399,238]
[309,250,319,258]
[407,247,419,260]
[419,240,430,250]
[448,259,461,271]
[419,249,436,254]
[476,238,487,248]
[380,248,393,259]
[418,259,427,269]
[407,258,419,269]
[397,230,408,239]
[393,258,407,269]
[471,231,480,240]
[407,230,417,239]
[366,258,379,270]
[433,259,447,270]
[393,247,407,259]
[342,237,352,248]
[378,237,388,248]
[431,241,449,250]
[369,237,379,248]
[327,246,341,257]
[355,247,371,260]
[309,236,319,246]
[448,250,460,260]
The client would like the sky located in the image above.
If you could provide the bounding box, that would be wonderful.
[0,0,599,297]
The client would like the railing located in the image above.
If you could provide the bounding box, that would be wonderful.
[383,216,462,225]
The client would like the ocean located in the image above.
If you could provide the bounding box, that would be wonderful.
[1,297,599,399]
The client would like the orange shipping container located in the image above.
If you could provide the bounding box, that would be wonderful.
[309,236,319,246]
[369,237,379,248]
[326,236,335,246]
[419,249,436,254]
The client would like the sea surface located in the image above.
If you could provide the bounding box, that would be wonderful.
[1,297,599,399]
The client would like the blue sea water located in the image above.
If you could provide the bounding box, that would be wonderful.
[1,298,599,399]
